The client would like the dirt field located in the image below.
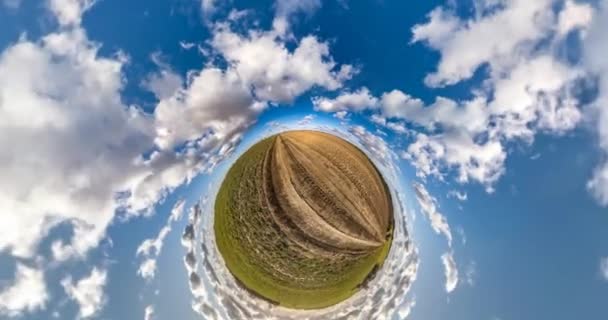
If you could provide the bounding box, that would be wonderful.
[214,130,393,309]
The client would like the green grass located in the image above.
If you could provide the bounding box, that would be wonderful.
[214,136,393,309]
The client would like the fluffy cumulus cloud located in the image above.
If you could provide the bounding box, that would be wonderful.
[406,0,589,188]
[0,26,152,261]
[0,4,139,316]
[61,267,107,319]
[152,66,259,151]
[313,87,378,112]
[315,0,593,193]
[405,128,506,189]
[211,23,353,103]
[0,265,48,317]
[412,0,569,87]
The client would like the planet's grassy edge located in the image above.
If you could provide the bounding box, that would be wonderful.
[214,134,394,310]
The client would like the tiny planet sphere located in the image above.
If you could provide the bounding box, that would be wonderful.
[214,130,394,309]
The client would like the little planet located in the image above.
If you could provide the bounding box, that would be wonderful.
[214,130,394,309]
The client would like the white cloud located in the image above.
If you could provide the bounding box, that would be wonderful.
[211,23,354,103]
[369,114,409,134]
[404,0,589,189]
[143,68,182,100]
[0,0,208,263]
[49,0,95,26]
[489,55,582,138]
[313,87,378,112]
[402,56,581,188]
[408,4,585,191]
[137,258,158,280]
[61,267,107,319]
[384,121,408,134]
[410,7,459,50]
[315,89,505,187]
[136,200,185,280]
[368,0,587,190]
[0,25,215,262]
[144,305,155,320]
[441,252,459,293]
[369,114,386,126]
[412,1,585,132]
[584,0,608,206]
[314,88,442,124]
[155,18,354,157]
[407,132,506,189]
[142,54,183,100]
[317,41,584,191]
[0,27,154,260]
[318,90,498,187]
[153,67,261,151]
[379,90,425,119]
[557,0,593,36]
[412,182,453,246]
[412,0,556,87]
[1,0,353,266]
[0,264,48,317]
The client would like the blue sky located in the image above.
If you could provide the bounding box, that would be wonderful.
[1,0,608,319]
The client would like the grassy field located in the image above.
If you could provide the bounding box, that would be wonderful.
[214,132,393,309]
